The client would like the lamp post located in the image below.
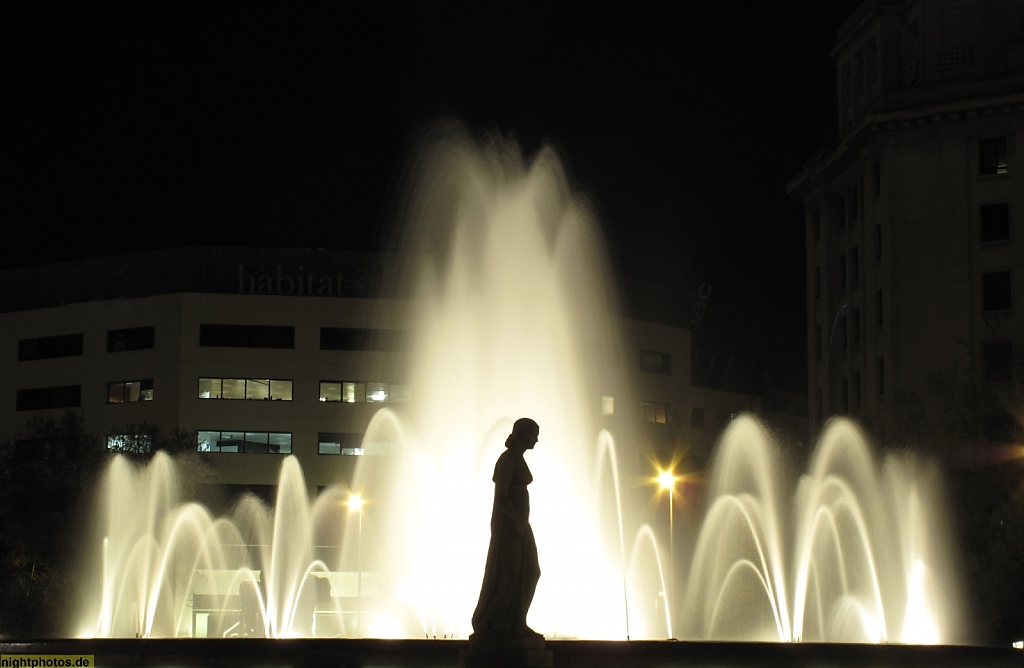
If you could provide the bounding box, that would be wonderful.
[657,466,678,631]
[347,493,364,636]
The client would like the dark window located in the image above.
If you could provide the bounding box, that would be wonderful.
[853,373,862,409]
[16,385,81,411]
[983,341,1014,382]
[690,407,705,429]
[979,137,1008,176]
[852,309,861,345]
[982,271,1012,311]
[107,326,155,352]
[320,327,410,351]
[641,401,668,424]
[18,333,83,361]
[980,203,1010,243]
[878,357,885,395]
[877,289,884,326]
[851,247,860,283]
[640,350,671,375]
[200,324,294,349]
[108,379,154,403]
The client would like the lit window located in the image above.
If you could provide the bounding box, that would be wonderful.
[318,432,364,455]
[199,378,292,400]
[641,401,668,424]
[197,430,291,454]
[107,434,152,453]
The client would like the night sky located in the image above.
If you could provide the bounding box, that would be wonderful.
[7,3,864,391]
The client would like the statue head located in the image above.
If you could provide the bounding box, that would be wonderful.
[505,417,539,450]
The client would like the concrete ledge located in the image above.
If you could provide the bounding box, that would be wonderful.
[1,638,1020,668]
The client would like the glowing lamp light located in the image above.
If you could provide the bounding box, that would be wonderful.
[1013,640,1022,650]
[657,469,678,491]
[347,493,364,513]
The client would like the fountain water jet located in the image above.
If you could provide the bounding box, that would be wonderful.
[77,126,962,643]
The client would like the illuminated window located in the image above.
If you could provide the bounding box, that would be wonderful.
[108,379,154,403]
[641,401,668,424]
[199,378,292,400]
[320,381,409,403]
[107,434,152,453]
[197,430,291,454]
[318,432,363,455]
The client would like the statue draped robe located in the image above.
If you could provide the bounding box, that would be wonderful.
[471,448,541,636]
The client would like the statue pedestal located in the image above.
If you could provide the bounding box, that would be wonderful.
[460,632,553,667]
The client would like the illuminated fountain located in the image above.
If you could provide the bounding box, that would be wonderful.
[77,126,961,642]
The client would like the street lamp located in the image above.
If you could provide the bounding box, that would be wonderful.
[346,492,364,636]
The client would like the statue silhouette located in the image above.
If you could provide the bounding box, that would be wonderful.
[471,417,542,639]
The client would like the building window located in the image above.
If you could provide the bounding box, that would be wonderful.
[980,203,1011,243]
[982,271,1012,312]
[838,254,847,289]
[641,401,668,424]
[877,289,884,326]
[199,324,294,349]
[107,434,152,453]
[847,186,859,223]
[197,430,292,454]
[108,379,154,403]
[640,351,671,375]
[318,432,364,455]
[319,381,410,403]
[852,372,862,410]
[983,341,1014,382]
[878,357,885,395]
[107,326,155,352]
[841,378,849,413]
[851,247,860,283]
[18,333,83,361]
[852,308,861,345]
[198,378,293,400]
[320,327,410,352]
[979,136,1008,176]
[690,406,705,429]
[16,385,81,411]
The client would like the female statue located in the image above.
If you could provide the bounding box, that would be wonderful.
[471,417,542,638]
